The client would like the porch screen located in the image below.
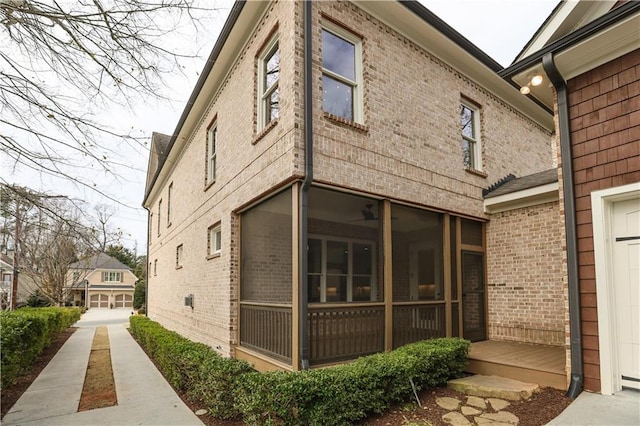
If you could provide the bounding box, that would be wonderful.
[240,189,292,362]
[391,204,445,347]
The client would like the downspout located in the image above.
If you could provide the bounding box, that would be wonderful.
[542,53,583,399]
[298,0,313,371]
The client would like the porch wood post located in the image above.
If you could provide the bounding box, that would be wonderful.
[292,183,300,370]
[456,218,463,337]
[444,214,452,337]
[383,199,393,351]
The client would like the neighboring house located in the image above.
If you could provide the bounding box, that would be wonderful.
[501,1,639,395]
[0,253,13,308]
[144,0,557,379]
[67,253,137,308]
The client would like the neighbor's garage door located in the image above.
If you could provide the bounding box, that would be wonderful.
[90,294,109,308]
[114,294,133,308]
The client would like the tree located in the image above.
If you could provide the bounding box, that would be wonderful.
[1,183,114,306]
[1,0,215,199]
[133,280,145,310]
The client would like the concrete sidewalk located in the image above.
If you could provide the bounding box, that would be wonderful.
[3,312,203,425]
[548,389,640,425]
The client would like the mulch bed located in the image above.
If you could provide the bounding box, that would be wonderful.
[1,327,77,419]
[364,386,572,426]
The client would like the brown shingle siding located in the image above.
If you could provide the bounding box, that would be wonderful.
[566,48,640,393]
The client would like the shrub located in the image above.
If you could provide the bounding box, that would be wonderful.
[0,307,81,387]
[129,316,254,419]
[235,338,470,425]
[130,317,469,425]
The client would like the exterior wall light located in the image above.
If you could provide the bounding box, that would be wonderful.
[531,75,544,86]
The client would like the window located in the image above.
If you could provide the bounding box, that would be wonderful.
[207,224,221,257]
[167,182,173,227]
[102,272,122,282]
[257,36,279,130]
[72,272,80,282]
[460,100,481,170]
[207,123,217,184]
[157,199,162,237]
[308,236,376,303]
[176,244,183,268]
[149,213,153,244]
[153,259,157,276]
[322,22,363,123]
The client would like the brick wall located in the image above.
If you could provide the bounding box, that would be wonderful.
[486,201,565,346]
[145,0,554,360]
[566,48,640,392]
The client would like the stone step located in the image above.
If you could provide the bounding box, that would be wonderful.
[448,375,540,401]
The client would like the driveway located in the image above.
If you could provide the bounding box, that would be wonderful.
[74,308,133,327]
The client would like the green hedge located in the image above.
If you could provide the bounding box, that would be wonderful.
[129,315,254,419]
[235,338,469,425]
[1,307,82,387]
[130,316,469,425]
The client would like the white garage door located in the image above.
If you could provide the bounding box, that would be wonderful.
[90,294,109,308]
[613,198,640,390]
[114,294,132,308]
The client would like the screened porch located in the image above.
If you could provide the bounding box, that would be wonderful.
[237,184,487,369]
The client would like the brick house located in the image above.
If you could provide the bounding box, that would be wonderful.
[501,0,639,395]
[143,1,559,379]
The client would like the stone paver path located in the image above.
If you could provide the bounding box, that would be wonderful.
[437,395,518,426]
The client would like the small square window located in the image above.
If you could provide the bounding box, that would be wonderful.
[207,123,217,185]
[460,100,482,171]
[258,36,279,131]
[208,224,221,257]
[176,244,184,268]
[322,22,363,124]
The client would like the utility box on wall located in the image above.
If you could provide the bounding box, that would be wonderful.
[184,294,193,308]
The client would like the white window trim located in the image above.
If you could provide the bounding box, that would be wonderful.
[257,35,279,131]
[207,123,217,184]
[461,100,482,171]
[308,234,377,303]
[592,182,640,395]
[103,271,122,282]
[208,224,221,257]
[321,20,363,124]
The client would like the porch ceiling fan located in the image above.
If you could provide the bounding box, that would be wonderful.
[350,204,396,222]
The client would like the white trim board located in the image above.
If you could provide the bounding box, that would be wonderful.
[592,182,640,395]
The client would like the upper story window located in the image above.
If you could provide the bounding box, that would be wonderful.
[322,22,363,124]
[206,122,217,185]
[257,36,279,131]
[167,182,173,227]
[103,272,122,282]
[176,244,184,268]
[153,259,157,276]
[207,223,221,257]
[157,199,162,237]
[149,213,153,244]
[460,100,481,171]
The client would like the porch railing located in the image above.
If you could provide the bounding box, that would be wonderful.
[308,304,385,365]
[393,302,446,348]
[240,302,292,363]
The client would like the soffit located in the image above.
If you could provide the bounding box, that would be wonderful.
[510,11,640,110]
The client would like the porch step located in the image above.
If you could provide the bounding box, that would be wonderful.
[448,375,540,401]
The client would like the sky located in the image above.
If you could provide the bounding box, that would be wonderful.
[1,0,559,254]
